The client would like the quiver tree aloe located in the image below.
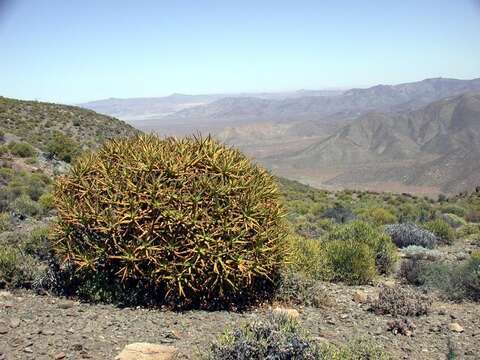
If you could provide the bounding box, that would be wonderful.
[51,134,286,306]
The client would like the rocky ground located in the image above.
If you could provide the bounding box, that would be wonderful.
[1,280,479,360]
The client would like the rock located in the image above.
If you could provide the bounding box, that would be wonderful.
[58,300,75,309]
[0,291,12,298]
[448,323,464,333]
[353,290,368,303]
[273,307,300,319]
[10,318,21,328]
[115,343,178,360]
[54,352,66,359]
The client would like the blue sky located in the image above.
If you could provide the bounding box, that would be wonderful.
[1,0,480,103]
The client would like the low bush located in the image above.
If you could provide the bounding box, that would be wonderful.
[412,253,480,302]
[0,212,12,232]
[0,245,43,288]
[326,221,397,276]
[438,204,467,217]
[398,258,428,286]
[323,240,377,285]
[465,210,480,223]
[440,213,466,229]
[457,223,480,238]
[7,141,36,158]
[205,313,392,360]
[371,285,432,316]
[274,271,332,308]
[287,235,329,280]
[9,194,42,218]
[45,131,81,163]
[423,219,455,245]
[400,245,441,261]
[357,207,397,225]
[322,205,354,224]
[385,223,437,249]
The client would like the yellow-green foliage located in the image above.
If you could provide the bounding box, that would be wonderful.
[357,207,397,225]
[287,234,330,280]
[52,134,286,304]
[324,221,397,284]
[323,239,377,285]
[423,219,455,245]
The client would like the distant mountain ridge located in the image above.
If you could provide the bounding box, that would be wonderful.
[266,92,480,194]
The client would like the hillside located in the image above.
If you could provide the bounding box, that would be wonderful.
[265,92,480,194]
[0,96,138,152]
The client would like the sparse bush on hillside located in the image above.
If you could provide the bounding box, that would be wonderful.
[51,134,286,308]
[385,223,437,249]
[357,207,397,225]
[0,245,43,288]
[397,203,430,223]
[288,235,329,280]
[274,271,332,308]
[465,210,480,223]
[7,141,36,158]
[400,245,441,261]
[327,221,397,276]
[322,205,355,224]
[420,253,480,302]
[0,212,12,232]
[440,213,466,229]
[371,285,432,316]
[423,219,455,245]
[45,131,81,163]
[439,204,467,217]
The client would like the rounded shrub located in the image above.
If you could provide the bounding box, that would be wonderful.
[324,221,397,284]
[357,207,397,225]
[385,223,437,249]
[51,134,286,307]
[423,219,455,245]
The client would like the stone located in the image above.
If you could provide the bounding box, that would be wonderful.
[448,323,464,333]
[352,290,368,303]
[115,343,178,360]
[54,352,66,359]
[272,307,300,319]
[10,318,21,328]
[58,300,75,309]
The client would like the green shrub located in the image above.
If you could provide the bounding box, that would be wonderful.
[324,240,377,285]
[423,219,455,245]
[287,235,329,280]
[419,252,480,302]
[457,223,480,238]
[38,192,54,212]
[0,212,12,232]
[327,221,397,276]
[440,213,466,229]
[46,131,80,163]
[357,207,397,225]
[23,226,51,260]
[438,204,467,217]
[7,141,36,157]
[0,245,42,288]
[51,134,286,307]
[9,194,41,217]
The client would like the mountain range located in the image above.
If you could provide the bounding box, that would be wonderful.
[79,77,480,195]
